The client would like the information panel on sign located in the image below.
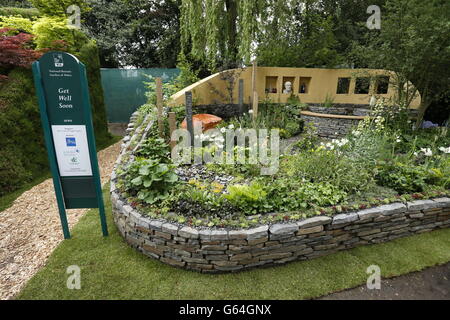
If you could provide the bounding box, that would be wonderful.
[51,125,93,177]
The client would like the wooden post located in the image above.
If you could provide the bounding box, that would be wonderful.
[252,91,258,120]
[185,91,194,146]
[238,79,244,115]
[168,112,177,150]
[251,60,257,103]
[156,77,164,137]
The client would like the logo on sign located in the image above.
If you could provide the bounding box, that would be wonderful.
[53,53,64,67]
[66,137,76,147]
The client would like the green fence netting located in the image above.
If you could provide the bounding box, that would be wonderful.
[100,68,179,123]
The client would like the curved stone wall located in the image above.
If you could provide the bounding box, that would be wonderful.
[110,113,450,273]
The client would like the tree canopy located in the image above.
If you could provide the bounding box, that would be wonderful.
[353,0,450,118]
[82,0,181,68]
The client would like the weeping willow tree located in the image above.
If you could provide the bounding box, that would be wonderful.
[180,0,341,72]
[180,0,266,71]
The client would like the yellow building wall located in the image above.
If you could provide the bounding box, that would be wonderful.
[168,66,421,109]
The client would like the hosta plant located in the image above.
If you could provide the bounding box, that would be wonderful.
[124,158,178,204]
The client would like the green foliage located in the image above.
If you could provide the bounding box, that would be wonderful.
[220,100,303,139]
[82,0,180,68]
[294,123,321,151]
[0,68,47,196]
[353,0,450,118]
[280,149,374,194]
[0,7,39,19]
[172,182,238,220]
[225,182,268,215]
[29,0,90,16]
[0,15,34,33]
[124,158,178,204]
[76,39,111,147]
[143,74,178,105]
[173,52,200,90]
[321,93,335,108]
[136,137,170,162]
[0,148,32,195]
[266,180,348,211]
[375,160,429,194]
[258,11,342,68]
[32,16,87,50]
[396,127,450,154]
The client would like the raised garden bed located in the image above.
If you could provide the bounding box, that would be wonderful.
[110,105,450,273]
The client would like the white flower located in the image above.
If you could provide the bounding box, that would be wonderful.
[248,110,254,114]
[396,139,401,143]
[228,124,235,129]
[439,146,450,154]
[413,152,418,157]
[220,127,226,133]
[420,148,433,157]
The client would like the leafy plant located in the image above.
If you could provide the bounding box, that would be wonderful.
[224,182,269,215]
[375,160,429,194]
[0,28,41,72]
[0,16,34,33]
[124,158,178,204]
[321,93,334,108]
[135,137,170,162]
[281,149,374,194]
[265,179,347,211]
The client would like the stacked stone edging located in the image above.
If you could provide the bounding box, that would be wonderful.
[110,111,450,273]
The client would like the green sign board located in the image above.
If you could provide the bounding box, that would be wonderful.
[33,52,108,239]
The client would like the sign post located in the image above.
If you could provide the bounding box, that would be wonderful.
[32,51,108,239]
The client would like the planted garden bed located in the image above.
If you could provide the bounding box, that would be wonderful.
[111,100,450,273]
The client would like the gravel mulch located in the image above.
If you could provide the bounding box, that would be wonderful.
[0,141,121,300]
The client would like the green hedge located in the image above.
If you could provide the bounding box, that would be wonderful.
[0,42,111,196]
[0,68,45,195]
[76,40,111,149]
[0,7,40,19]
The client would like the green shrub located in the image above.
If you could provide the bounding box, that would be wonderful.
[0,7,40,19]
[0,68,47,196]
[135,137,170,162]
[0,148,32,195]
[225,182,269,215]
[76,40,111,147]
[281,149,374,194]
[265,180,347,211]
[375,160,429,194]
[32,16,87,50]
[0,15,34,33]
[123,158,178,204]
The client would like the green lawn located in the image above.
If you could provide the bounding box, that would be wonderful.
[17,187,450,300]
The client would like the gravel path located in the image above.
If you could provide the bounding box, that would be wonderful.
[0,141,121,300]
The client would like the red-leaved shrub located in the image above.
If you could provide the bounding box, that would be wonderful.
[0,28,42,70]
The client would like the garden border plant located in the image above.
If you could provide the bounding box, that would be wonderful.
[110,108,450,273]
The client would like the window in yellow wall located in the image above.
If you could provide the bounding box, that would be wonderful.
[375,76,390,94]
[336,77,351,94]
[265,76,278,93]
[299,77,311,94]
[354,77,370,94]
